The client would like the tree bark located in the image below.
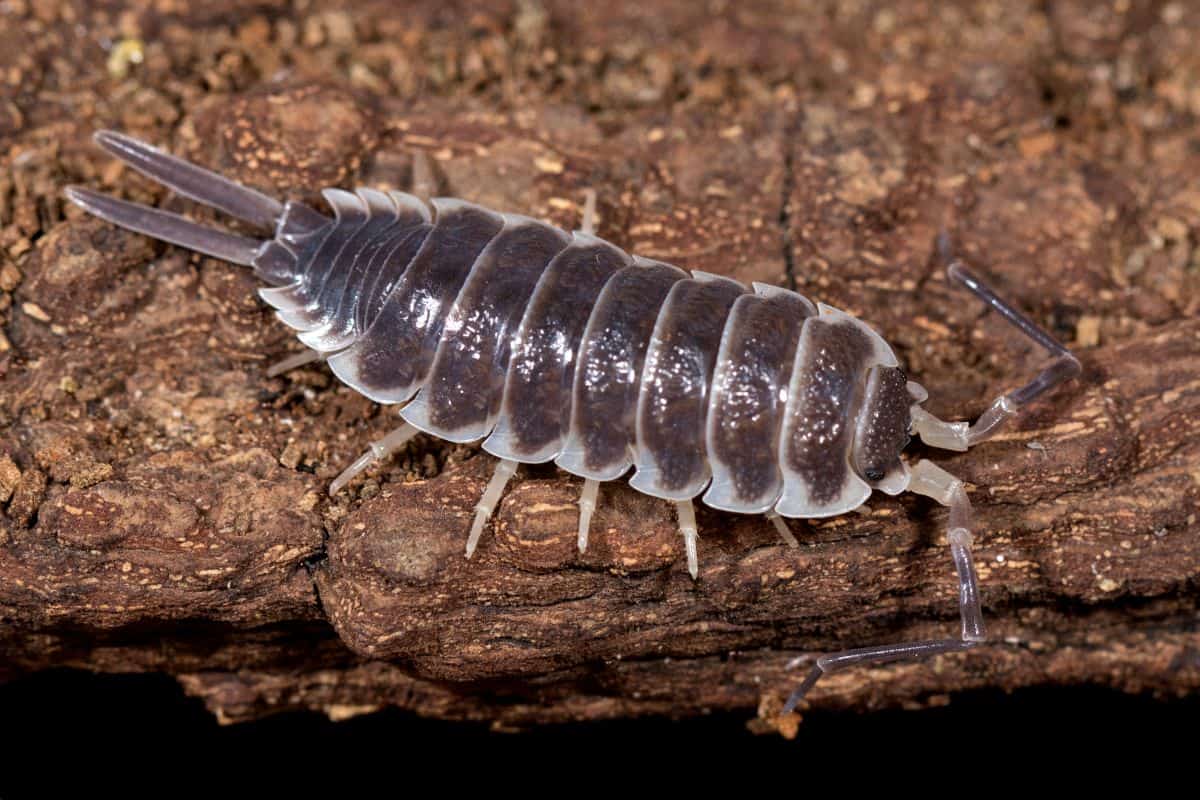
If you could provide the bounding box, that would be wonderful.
[1,0,1197,734]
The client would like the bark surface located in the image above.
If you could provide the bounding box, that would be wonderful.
[1,0,1197,733]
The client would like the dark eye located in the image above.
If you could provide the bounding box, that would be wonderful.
[864,467,885,482]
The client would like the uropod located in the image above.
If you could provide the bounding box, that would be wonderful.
[66,131,1081,713]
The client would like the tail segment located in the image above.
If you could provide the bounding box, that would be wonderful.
[64,186,264,266]
[65,131,331,283]
[92,130,283,230]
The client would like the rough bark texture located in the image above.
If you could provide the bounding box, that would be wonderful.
[1,0,1198,734]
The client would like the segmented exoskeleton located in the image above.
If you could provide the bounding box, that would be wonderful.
[66,131,1081,713]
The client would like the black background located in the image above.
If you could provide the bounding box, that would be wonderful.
[0,669,1193,793]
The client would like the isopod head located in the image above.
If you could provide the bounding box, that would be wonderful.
[852,366,917,495]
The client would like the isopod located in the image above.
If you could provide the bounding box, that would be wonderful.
[65,130,1081,713]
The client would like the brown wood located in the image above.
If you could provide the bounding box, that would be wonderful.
[1,1,1197,734]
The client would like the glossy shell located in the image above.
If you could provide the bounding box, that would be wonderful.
[253,187,912,518]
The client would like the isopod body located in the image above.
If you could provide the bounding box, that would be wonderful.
[66,130,1082,712]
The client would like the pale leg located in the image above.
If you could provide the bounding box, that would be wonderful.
[782,459,984,713]
[916,235,1083,450]
[675,499,700,579]
[570,194,602,555]
[765,510,799,548]
[467,458,519,558]
[329,422,419,496]
[411,150,436,201]
[580,189,597,236]
[267,348,326,377]
[568,190,600,556]
[577,478,600,553]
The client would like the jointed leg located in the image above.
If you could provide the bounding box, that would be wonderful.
[464,195,596,560]
[782,459,984,713]
[914,235,1081,451]
[569,192,604,554]
[676,499,700,579]
[577,478,600,553]
[411,150,436,201]
[765,510,799,548]
[579,189,598,236]
[329,422,419,496]
[267,348,327,377]
[467,458,519,558]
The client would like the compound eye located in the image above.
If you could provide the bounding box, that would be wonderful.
[864,467,885,482]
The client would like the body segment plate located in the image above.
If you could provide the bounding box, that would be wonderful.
[402,216,570,441]
[629,272,747,500]
[483,233,631,462]
[703,285,814,513]
[556,258,687,481]
[326,199,504,404]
